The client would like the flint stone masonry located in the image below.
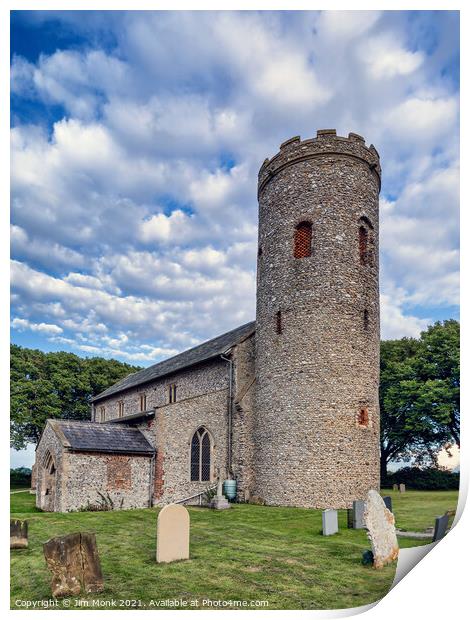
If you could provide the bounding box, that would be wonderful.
[253,131,381,508]
[34,130,380,512]
[364,490,399,569]
[156,504,190,563]
[10,519,28,549]
[43,532,104,597]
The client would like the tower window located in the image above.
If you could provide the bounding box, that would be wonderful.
[168,384,177,404]
[276,310,283,334]
[190,427,211,481]
[359,226,368,265]
[294,221,312,258]
[363,309,369,330]
[139,393,147,412]
[118,401,125,418]
[358,408,369,426]
[99,406,106,422]
[258,246,263,258]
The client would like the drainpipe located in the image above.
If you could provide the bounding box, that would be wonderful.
[149,452,155,508]
[220,352,233,478]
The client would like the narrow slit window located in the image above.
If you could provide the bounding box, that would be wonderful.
[359,226,368,265]
[363,309,369,330]
[294,221,312,258]
[276,310,283,334]
[169,384,177,404]
[118,401,125,417]
[100,406,106,422]
[139,393,147,412]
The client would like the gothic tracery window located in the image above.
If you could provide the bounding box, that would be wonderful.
[190,427,211,482]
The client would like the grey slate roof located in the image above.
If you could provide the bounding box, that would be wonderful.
[91,321,256,403]
[49,420,154,455]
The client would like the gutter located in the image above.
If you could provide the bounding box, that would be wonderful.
[220,352,234,478]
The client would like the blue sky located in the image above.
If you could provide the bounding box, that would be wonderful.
[10,10,460,372]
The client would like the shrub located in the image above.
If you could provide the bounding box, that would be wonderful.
[10,467,32,487]
[383,466,459,491]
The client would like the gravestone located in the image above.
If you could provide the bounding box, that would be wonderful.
[352,500,365,529]
[43,532,104,597]
[383,496,393,513]
[399,483,406,493]
[364,490,399,569]
[322,509,338,536]
[432,514,449,542]
[392,484,398,491]
[210,473,230,510]
[156,504,190,563]
[347,508,354,528]
[10,519,28,549]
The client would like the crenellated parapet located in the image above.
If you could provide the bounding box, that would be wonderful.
[258,129,381,196]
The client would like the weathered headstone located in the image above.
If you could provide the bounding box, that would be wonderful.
[383,496,393,513]
[210,473,230,510]
[432,514,449,542]
[10,519,28,549]
[156,504,190,563]
[364,489,399,569]
[392,484,398,491]
[399,483,406,493]
[43,532,104,597]
[322,509,338,536]
[352,500,365,529]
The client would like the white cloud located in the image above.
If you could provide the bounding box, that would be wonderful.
[11,317,63,335]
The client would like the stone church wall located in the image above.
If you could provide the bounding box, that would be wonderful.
[35,423,65,512]
[61,452,153,511]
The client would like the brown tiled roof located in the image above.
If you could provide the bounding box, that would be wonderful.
[49,420,154,455]
[91,321,255,403]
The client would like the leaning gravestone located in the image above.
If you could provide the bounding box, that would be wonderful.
[383,496,393,513]
[156,504,190,563]
[10,519,28,549]
[432,514,449,542]
[364,490,399,569]
[43,532,104,597]
[322,509,338,536]
[399,483,406,493]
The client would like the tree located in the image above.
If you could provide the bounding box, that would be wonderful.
[10,345,141,449]
[380,320,460,480]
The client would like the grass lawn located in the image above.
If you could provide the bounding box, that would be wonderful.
[10,490,458,611]
[380,489,458,534]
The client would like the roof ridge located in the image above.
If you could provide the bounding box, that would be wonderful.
[91,320,255,403]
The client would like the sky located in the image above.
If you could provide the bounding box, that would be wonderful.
[10,10,460,371]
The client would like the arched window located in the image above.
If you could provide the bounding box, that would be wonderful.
[190,427,211,482]
[42,450,55,473]
[359,226,368,265]
[294,221,312,258]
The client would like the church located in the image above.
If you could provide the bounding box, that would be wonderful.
[34,129,382,512]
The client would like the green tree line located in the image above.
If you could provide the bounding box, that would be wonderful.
[10,319,459,476]
[10,345,141,449]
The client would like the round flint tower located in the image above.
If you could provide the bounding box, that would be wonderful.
[253,129,381,509]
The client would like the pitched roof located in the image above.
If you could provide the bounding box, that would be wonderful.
[49,420,154,455]
[91,321,255,403]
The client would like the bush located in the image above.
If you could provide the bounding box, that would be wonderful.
[383,466,459,491]
[10,467,32,487]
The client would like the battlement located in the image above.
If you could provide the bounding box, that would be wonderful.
[258,129,381,194]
